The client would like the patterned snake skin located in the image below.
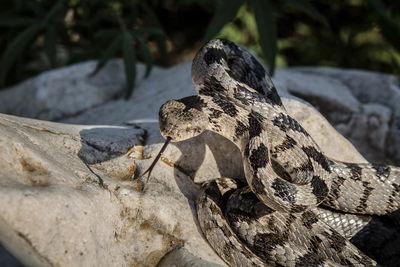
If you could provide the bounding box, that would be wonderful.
[150,39,400,266]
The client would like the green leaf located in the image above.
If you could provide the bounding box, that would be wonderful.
[250,0,277,74]
[141,3,162,28]
[366,0,400,51]
[141,3,167,63]
[95,29,120,40]
[0,23,43,85]
[133,27,164,37]
[122,33,136,98]
[26,2,46,17]
[44,0,68,23]
[155,35,167,64]
[138,39,153,77]
[284,0,328,26]
[203,0,244,42]
[367,0,389,18]
[0,15,37,27]
[90,34,123,77]
[44,25,57,67]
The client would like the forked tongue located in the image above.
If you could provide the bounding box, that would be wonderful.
[141,137,172,183]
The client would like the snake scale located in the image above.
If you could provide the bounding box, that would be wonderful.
[147,39,400,266]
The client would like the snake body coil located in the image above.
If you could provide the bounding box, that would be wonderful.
[156,39,400,266]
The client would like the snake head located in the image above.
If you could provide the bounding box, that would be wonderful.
[159,95,209,142]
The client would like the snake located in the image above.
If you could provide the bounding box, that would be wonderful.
[144,39,400,266]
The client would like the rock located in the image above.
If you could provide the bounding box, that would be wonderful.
[0,243,24,267]
[158,248,225,267]
[61,61,195,128]
[0,59,398,266]
[0,113,225,267]
[273,69,361,114]
[277,67,400,164]
[0,60,139,121]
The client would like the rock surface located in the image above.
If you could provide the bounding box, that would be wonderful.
[274,67,400,164]
[0,59,399,266]
[0,60,130,121]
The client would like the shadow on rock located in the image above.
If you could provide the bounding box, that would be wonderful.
[171,130,245,234]
[78,126,147,164]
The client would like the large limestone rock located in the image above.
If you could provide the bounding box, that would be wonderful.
[0,59,398,266]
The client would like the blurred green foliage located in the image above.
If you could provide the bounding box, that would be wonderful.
[0,0,166,97]
[204,0,327,74]
[0,0,400,97]
[213,0,400,75]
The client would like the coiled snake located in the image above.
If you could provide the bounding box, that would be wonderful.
[145,39,400,266]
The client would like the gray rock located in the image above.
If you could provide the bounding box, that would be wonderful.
[273,69,361,114]
[0,60,139,121]
[0,113,222,267]
[281,67,400,164]
[158,248,226,267]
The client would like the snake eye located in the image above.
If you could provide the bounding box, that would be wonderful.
[186,123,192,131]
